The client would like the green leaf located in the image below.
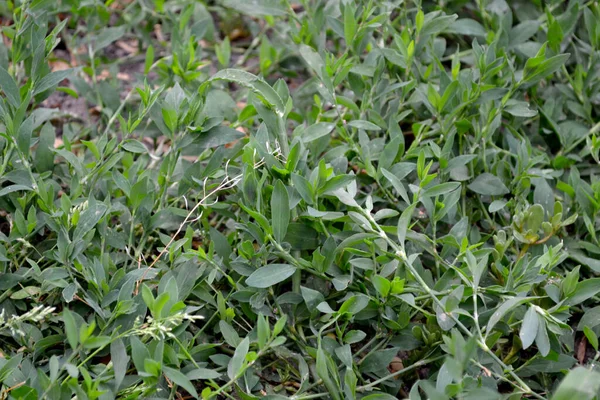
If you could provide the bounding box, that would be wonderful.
[552,367,600,400]
[344,367,357,399]
[468,173,509,196]
[448,18,486,37]
[145,45,154,74]
[34,123,55,173]
[272,314,287,336]
[360,347,398,374]
[316,346,342,400]
[193,125,245,149]
[0,354,23,383]
[372,275,391,298]
[186,368,222,380]
[33,69,72,95]
[111,338,129,389]
[291,173,314,205]
[208,69,285,116]
[423,182,460,198]
[381,168,410,204]
[10,286,40,300]
[81,140,100,160]
[362,394,398,400]
[526,204,545,233]
[130,336,150,374]
[535,316,550,357]
[565,278,600,306]
[62,284,77,303]
[303,122,335,143]
[338,295,370,316]
[219,320,241,347]
[523,53,570,85]
[162,107,178,133]
[578,306,600,331]
[319,175,355,196]
[121,139,148,153]
[486,297,535,336]
[489,200,507,213]
[216,37,231,67]
[73,200,108,239]
[343,3,357,45]
[584,326,599,351]
[548,20,564,52]
[164,366,199,399]
[228,336,249,380]
[347,120,381,131]
[505,100,537,117]
[91,26,126,52]
[222,0,287,16]
[301,286,325,310]
[0,65,20,107]
[63,309,78,350]
[246,264,296,288]
[271,180,290,243]
[257,314,270,349]
[397,203,416,249]
[344,330,366,344]
[299,44,325,79]
[520,306,539,350]
[509,21,541,46]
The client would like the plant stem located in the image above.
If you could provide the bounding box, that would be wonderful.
[360,208,547,400]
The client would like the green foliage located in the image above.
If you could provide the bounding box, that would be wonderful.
[1,0,600,399]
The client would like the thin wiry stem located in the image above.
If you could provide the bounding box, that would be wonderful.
[359,207,547,400]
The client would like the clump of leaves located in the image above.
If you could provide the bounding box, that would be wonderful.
[2,0,600,399]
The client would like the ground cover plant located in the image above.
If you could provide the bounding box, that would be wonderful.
[2,0,600,398]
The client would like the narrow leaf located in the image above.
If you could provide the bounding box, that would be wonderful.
[63,309,78,350]
[164,366,199,399]
[486,297,535,336]
[271,180,290,242]
[520,306,539,349]
[34,69,72,95]
[0,65,20,107]
[227,336,249,380]
[397,203,416,249]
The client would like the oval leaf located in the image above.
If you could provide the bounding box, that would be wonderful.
[468,173,509,196]
[246,264,296,288]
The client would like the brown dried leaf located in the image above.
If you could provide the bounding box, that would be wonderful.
[389,357,404,374]
[578,336,588,364]
[154,24,165,43]
[115,40,138,55]
[116,72,131,81]
[50,60,71,72]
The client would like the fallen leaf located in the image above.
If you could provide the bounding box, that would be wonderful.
[97,70,111,81]
[116,72,131,81]
[229,28,248,41]
[578,336,588,364]
[389,356,404,374]
[116,40,138,55]
[50,60,71,72]
[154,24,165,43]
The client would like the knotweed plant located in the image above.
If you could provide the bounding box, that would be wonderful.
[1,1,600,400]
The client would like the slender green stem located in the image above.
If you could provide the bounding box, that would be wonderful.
[560,120,600,156]
[292,355,444,400]
[360,207,546,400]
